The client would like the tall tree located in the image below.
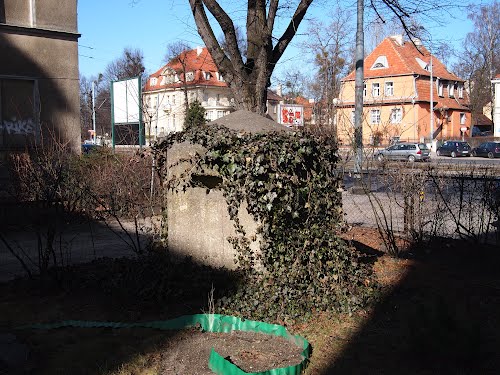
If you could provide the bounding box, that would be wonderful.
[454,1,500,122]
[302,7,354,130]
[104,47,147,83]
[163,41,192,115]
[188,0,313,115]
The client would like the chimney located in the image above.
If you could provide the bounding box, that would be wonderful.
[390,34,404,46]
[276,84,282,97]
[196,46,203,56]
[412,38,422,46]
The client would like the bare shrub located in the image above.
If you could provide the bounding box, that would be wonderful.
[82,148,163,254]
[4,133,163,280]
[356,163,499,257]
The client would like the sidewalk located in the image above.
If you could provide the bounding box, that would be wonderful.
[0,218,153,282]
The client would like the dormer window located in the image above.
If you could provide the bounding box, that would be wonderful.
[150,77,158,86]
[371,56,388,69]
[448,83,455,97]
[438,80,444,97]
[458,84,464,99]
[185,71,194,81]
[415,57,430,71]
[204,71,211,80]
[216,72,224,82]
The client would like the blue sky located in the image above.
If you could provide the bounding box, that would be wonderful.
[78,0,478,82]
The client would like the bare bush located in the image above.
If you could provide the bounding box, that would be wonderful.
[354,163,500,257]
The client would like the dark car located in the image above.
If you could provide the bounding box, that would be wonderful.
[436,141,471,158]
[472,142,500,159]
[375,142,430,162]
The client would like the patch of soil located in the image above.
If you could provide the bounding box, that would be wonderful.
[157,328,304,374]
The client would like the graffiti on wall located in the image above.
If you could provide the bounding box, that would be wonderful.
[0,118,36,135]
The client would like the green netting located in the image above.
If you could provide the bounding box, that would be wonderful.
[22,314,311,374]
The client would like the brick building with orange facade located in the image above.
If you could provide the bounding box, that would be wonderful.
[336,35,471,146]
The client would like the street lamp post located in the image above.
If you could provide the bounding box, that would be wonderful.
[92,81,96,144]
[429,43,435,151]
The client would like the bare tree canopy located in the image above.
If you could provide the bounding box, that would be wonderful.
[104,47,147,83]
[188,0,314,115]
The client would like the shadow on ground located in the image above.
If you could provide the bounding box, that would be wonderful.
[0,204,240,374]
[318,239,500,375]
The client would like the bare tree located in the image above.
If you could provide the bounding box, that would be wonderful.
[164,41,192,115]
[104,47,147,83]
[454,2,500,122]
[302,7,354,130]
[188,0,314,115]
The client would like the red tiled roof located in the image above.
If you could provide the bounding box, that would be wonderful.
[267,90,283,102]
[343,36,463,82]
[144,47,228,92]
[474,113,493,126]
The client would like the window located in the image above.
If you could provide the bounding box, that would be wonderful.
[172,114,176,128]
[216,94,220,102]
[438,81,444,97]
[460,112,466,125]
[385,82,394,96]
[415,57,429,71]
[150,77,158,86]
[185,71,194,81]
[370,55,388,69]
[370,109,381,124]
[216,72,224,81]
[363,83,367,97]
[204,71,211,80]
[351,110,355,125]
[372,83,380,97]
[391,108,402,123]
[448,83,454,97]
[458,84,464,99]
[172,94,176,104]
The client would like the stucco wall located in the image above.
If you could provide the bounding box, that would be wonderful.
[0,31,80,151]
[2,0,77,32]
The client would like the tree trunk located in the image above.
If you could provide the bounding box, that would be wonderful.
[188,0,313,117]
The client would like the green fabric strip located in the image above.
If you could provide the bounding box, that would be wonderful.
[21,314,311,374]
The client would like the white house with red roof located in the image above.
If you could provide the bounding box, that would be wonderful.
[143,46,284,138]
[143,46,233,137]
[336,35,471,146]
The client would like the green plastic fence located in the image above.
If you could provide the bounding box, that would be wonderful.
[23,314,311,375]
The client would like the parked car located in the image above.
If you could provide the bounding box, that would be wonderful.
[375,142,431,162]
[472,127,493,137]
[472,142,500,158]
[436,141,471,158]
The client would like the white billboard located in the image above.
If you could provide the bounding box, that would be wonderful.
[112,77,141,124]
[111,77,144,146]
[278,104,304,127]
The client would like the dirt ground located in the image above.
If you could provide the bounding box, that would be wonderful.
[2,226,499,374]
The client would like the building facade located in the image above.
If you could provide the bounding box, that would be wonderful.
[491,74,500,137]
[143,47,233,139]
[336,35,471,147]
[143,47,283,139]
[0,0,81,154]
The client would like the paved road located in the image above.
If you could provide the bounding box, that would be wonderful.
[0,219,153,282]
